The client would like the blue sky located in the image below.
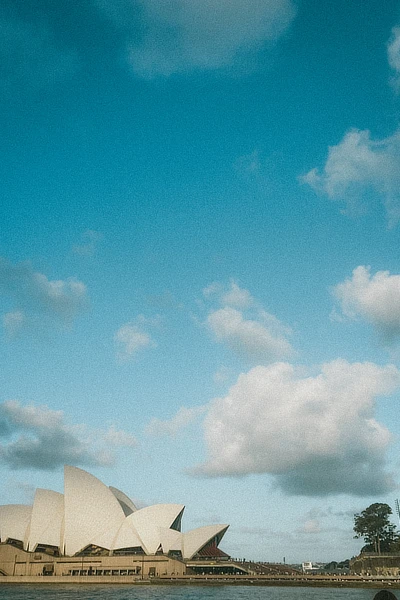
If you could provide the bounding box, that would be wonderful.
[1,0,400,563]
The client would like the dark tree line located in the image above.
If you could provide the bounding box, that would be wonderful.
[354,503,400,554]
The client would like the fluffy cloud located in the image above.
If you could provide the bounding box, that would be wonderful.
[221,281,254,309]
[0,401,134,470]
[114,318,157,361]
[301,128,400,227]
[96,0,296,77]
[388,27,400,90]
[0,12,76,97]
[146,405,206,437]
[332,266,400,341]
[204,281,294,363]
[194,360,399,496]
[207,307,293,362]
[0,257,88,334]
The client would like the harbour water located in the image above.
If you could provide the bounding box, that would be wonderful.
[0,586,391,600]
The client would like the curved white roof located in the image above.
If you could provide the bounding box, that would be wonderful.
[128,504,185,554]
[0,467,229,559]
[26,489,64,552]
[0,504,32,545]
[109,486,137,516]
[111,517,144,551]
[159,527,182,553]
[183,524,229,559]
[63,465,125,556]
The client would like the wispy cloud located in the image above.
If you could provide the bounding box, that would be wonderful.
[296,519,321,535]
[0,401,137,470]
[203,280,294,363]
[72,230,103,257]
[234,149,263,174]
[194,360,399,496]
[300,128,400,227]
[103,425,137,448]
[0,257,88,335]
[114,315,159,361]
[146,405,206,437]
[388,27,400,90]
[95,0,296,78]
[3,311,25,338]
[332,265,400,343]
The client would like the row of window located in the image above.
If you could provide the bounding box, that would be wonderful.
[68,568,142,576]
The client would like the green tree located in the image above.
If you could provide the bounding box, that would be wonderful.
[353,503,398,554]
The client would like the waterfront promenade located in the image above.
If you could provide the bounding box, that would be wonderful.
[1,573,400,587]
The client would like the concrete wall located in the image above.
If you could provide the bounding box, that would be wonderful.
[350,553,400,576]
[0,544,185,578]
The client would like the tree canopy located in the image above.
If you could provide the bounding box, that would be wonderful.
[354,503,399,554]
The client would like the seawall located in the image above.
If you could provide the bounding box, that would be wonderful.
[1,574,400,587]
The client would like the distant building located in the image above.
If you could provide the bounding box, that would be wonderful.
[302,561,320,573]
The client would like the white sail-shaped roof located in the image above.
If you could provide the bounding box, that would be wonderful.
[26,489,64,552]
[182,524,228,559]
[63,465,125,555]
[109,486,137,516]
[111,518,144,551]
[0,466,229,559]
[0,504,32,545]
[128,504,184,555]
[159,527,182,553]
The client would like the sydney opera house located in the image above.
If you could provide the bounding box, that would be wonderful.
[0,466,240,579]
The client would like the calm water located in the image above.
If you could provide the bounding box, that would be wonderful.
[0,586,393,600]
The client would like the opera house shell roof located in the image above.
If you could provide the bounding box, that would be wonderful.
[0,466,229,560]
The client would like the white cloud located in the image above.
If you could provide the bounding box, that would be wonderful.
[207,307,293,362]
[96,0,296,78]
[0,257,87,333]
[194,360,400,496]
[203,280,294,363]
[114,320,156,361]
[146,405,206,437]
[332,266,400,342]
[103,425,137,448]
[220,280,254,309]
[388,27,400,90]
[300,128,400,227]
[202,281,224,299]
[0,401,136,470]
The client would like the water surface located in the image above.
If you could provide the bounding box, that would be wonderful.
[0,585,390,600]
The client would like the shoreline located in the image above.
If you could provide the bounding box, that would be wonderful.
[1,574,400,588]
